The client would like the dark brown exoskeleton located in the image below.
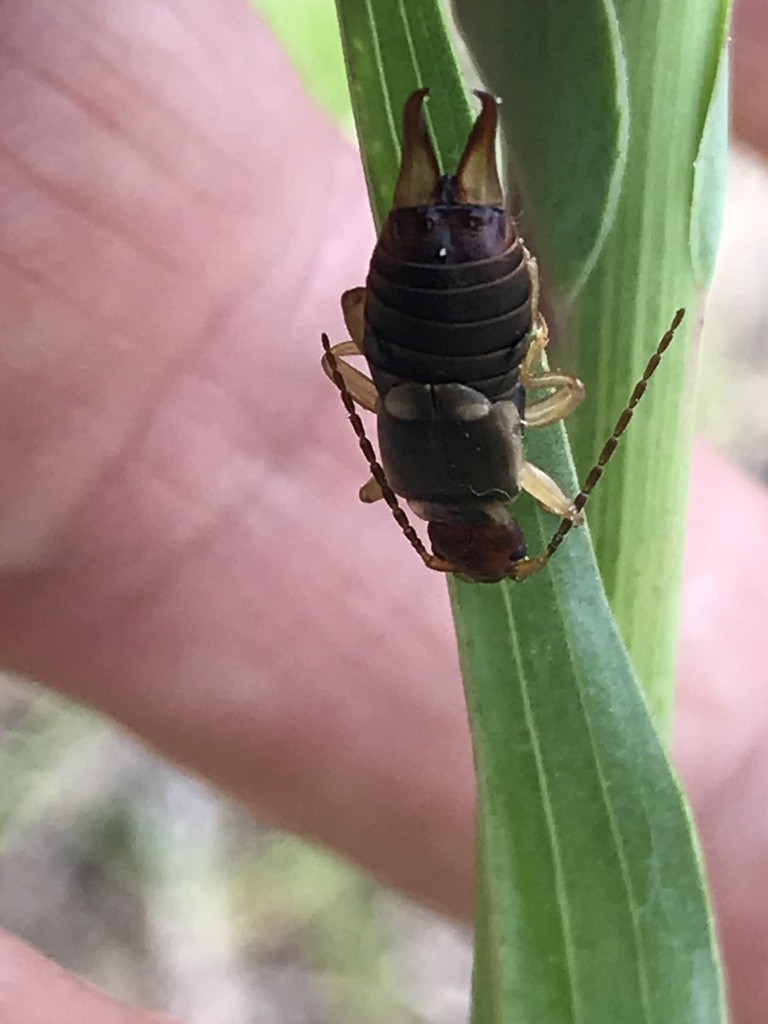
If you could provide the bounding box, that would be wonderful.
[322,89,685,583]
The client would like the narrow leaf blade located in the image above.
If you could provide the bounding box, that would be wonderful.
[324,1,728,1020]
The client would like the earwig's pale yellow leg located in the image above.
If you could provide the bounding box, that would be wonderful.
[519,461,585,525]
[521,312,549,377]
[520,313,585,428]
[523,371,585,428]
[321,340,378,412]
[341,287,367,349]
[359,477,384,503]
[322,287,377,412]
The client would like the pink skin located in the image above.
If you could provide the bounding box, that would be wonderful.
[0,2,766,1021]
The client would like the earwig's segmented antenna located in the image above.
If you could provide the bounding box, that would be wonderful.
[542,308,686,564]
[321,334,451,573]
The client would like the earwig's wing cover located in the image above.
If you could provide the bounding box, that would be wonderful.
[456,91,504,207]
[392,88,441,207]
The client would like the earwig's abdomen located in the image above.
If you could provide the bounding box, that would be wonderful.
[364,205,535,401]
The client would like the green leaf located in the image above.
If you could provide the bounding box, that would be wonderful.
[690,32,732,287]
[454,480,725,1022]
[457,0,733,717]
[275,0,727,1020]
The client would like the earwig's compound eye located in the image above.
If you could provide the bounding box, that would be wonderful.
[510,543,527,563]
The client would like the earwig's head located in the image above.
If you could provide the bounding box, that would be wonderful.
[380,89,510,265]
[427,519,527,584]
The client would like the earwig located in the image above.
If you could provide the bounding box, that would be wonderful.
[322,89,684,583]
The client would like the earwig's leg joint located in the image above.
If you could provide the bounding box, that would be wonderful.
[520,315,584,429]
[511,555,550,582]
[359,477,384,503]
[520,313,549,377]
[520,462,585,524]
[341,288,367,351]
[523,371,586,429]
[321,340,379,413]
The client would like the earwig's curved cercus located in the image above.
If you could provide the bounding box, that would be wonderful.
[392,88,441,208]
[456,91,504,207]
[321,90,684,583]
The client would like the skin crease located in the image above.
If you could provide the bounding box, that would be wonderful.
[0,1,766,1022]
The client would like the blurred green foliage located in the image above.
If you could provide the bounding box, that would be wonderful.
[256,0,352,129]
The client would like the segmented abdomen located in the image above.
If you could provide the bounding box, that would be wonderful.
[364,229,533,401]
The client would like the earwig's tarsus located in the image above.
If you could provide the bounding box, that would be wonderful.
[321,334,453,574]
[536,307,687,569]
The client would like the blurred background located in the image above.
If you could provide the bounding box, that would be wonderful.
[1,2,766,1022]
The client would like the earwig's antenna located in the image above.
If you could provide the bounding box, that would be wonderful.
[538,308,687,566]
[321,334,452,573]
